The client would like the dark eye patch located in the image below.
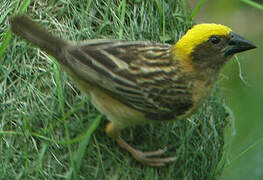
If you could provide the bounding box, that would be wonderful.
[210,36,221,44]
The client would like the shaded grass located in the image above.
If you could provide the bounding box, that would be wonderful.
[1,0,230,179]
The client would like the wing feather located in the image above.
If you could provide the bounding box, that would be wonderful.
[65,40,192,116]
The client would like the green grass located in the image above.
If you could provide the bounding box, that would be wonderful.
[1,0,230,179]
[241,0,263,11]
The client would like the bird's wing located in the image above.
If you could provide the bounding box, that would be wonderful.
[65,40,192,118]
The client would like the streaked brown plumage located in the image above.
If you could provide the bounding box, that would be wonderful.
[10,15,256,166]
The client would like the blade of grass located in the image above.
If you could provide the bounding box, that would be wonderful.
[241,0,263,11]
[118,0,126,39]
[34,143,48,179]
[0,119,102,146]
[0,131,56,144]
[72,115,102,178]
[0,102,100,146]
[227,137,263,167]
[93,136,106,178]
[16,0,31,14]
[191,0,208,20]
[154,0,166,42]
[161,0,165,42]
[52,58,77,180]
[0,0,31,60]
[0,31,12,60]
[0,8,10,25]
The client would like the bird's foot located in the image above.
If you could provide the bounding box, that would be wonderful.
[116,137,176,166]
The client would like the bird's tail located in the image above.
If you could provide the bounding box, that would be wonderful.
[10,15,68,59]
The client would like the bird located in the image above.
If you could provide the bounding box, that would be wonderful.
[10,15,256,166]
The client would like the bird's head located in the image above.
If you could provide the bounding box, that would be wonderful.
[173,23,256,70]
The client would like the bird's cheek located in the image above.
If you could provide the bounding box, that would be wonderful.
[219,51,230,62]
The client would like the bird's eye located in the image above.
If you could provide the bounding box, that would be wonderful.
[210,36,220,44]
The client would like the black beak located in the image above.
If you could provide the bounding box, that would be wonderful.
[224,32,256,57]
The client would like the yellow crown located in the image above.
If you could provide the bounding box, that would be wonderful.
[174,24,232,58]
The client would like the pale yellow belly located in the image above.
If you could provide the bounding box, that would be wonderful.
[89,86,147,129]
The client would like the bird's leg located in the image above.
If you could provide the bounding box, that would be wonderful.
[106,122,177,166]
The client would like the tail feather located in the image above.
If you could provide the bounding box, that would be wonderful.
[10,15,67,59]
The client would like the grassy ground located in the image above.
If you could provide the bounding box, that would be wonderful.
[1,0,230,179]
